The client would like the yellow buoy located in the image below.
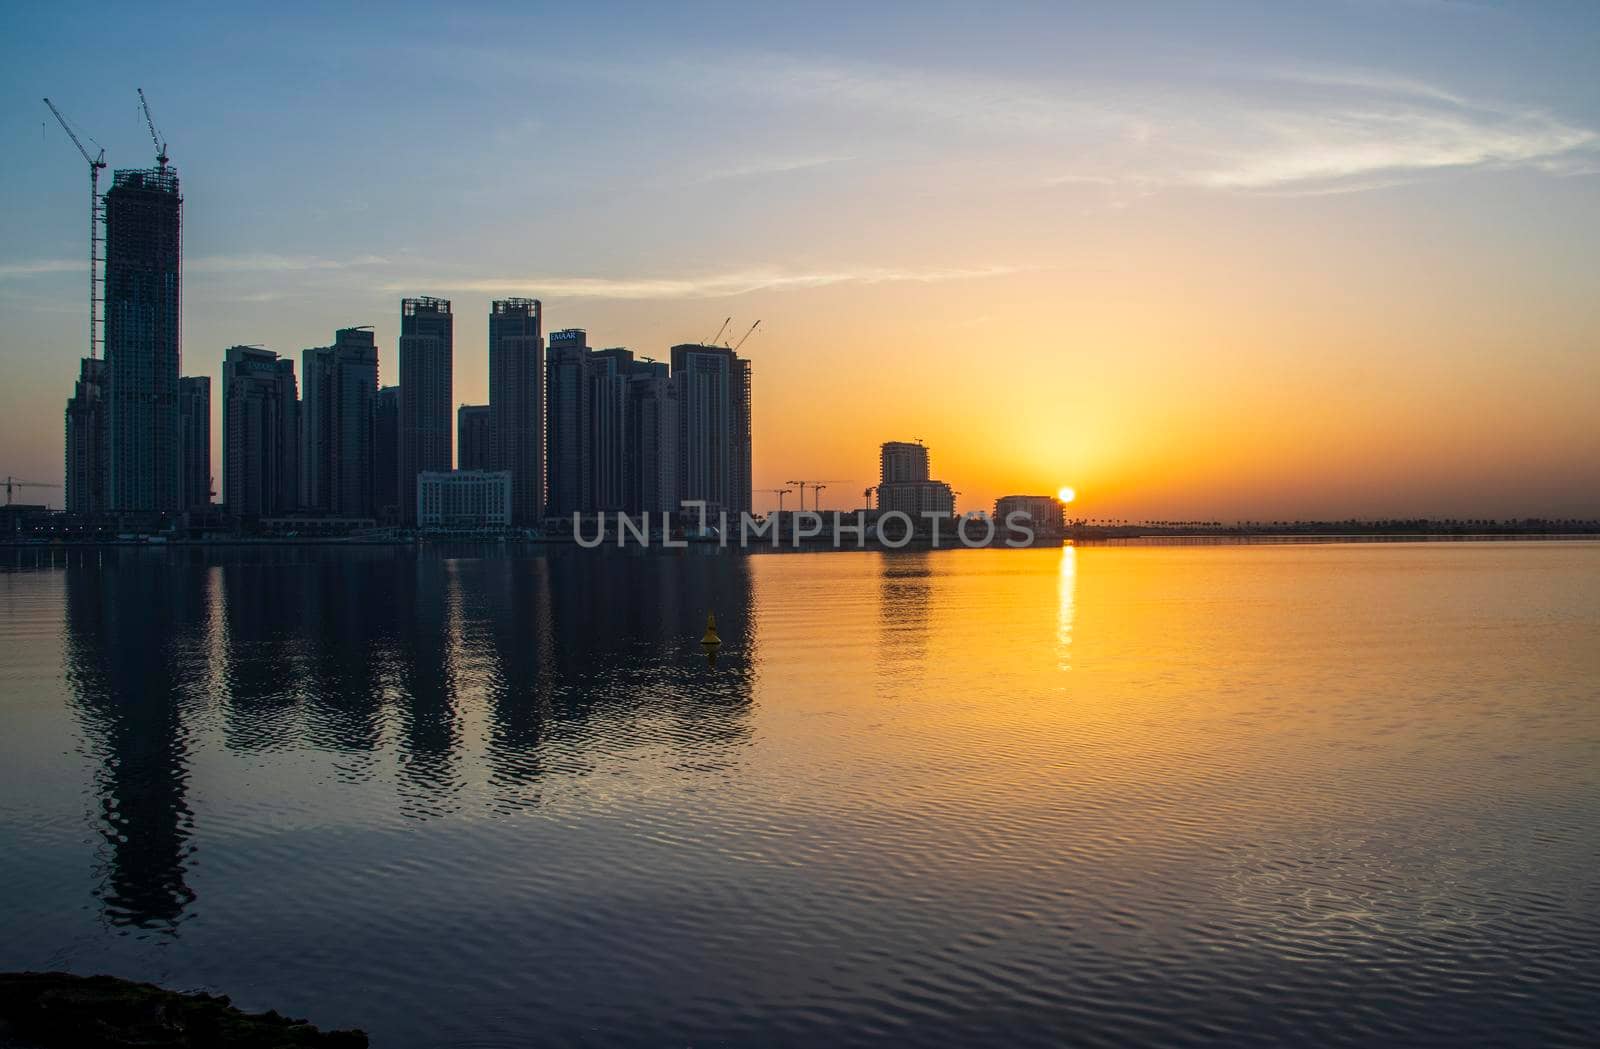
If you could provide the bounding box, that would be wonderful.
[701,611,722,646]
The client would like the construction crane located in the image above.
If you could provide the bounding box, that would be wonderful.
[3,477,60,507]
[42,98,106,360]
[733,319,761,351]
[757,487,794,513]
[704,317,731,347]
[785,479,851,511]
[137,87,169,171]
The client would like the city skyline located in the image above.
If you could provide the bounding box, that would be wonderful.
[4,4,1600,518]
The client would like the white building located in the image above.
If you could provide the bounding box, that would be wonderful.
[417,469,511,530]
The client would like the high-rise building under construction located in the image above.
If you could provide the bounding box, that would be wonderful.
[104,166,182,512]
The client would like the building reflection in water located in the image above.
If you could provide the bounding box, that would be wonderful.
[63,551,205,934]
[61,546,758,927]
[877,550,933,680]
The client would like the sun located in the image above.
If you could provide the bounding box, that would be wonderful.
[1057,486,1076,504]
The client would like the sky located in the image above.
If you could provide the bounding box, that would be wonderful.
[2,0,1598,519]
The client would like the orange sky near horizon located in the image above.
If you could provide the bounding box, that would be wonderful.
[3,6,1598,520]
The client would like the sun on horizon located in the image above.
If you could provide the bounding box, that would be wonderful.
[1058,486,1076,504]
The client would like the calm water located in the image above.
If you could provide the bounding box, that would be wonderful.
[1,543,1597,1047]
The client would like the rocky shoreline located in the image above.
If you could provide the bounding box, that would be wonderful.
[0,973,366,1048]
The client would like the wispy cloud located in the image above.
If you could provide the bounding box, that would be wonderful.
[383,265,1021,300]
[1,254,392,282]
[623,54,1599,196]
[188,253,390,274]
[0,259,82,279]
[694,155,853,183]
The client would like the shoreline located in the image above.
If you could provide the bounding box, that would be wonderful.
[0,972,366,1048]
[2,531,1596,552]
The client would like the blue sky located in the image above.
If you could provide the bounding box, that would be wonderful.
[4,2,1598,515]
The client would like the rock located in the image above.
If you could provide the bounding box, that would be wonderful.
[0,972,368,1048]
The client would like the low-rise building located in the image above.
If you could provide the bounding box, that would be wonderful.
[995,494,1065,535]
[417,469,511,530]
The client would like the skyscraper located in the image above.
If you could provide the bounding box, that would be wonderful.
[178,376,211,510]
[670,343,752,516]
[625,358,679,514]
[457,404,491,471]
[104,166,182,512]
[488,298,544,526]
[545,328,591,517]
[301,327,379,516]
[64,357,107,514]
[589,348,633,511]
[397,298,452,524]
[374,385,401,523]
[222,346,298,516]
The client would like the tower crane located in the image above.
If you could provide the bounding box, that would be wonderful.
[756,487,794,513]
[733,319,761,351]
[42,98,106,360]
[3,477,60,507]
[704,317,731,347]
[785,479,852,512]
[137,88,169,171]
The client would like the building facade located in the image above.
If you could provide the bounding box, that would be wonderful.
[589,348,634,511]
[994,495,1066,536]
[545,328,592,517]
[64,357,108,514]
[626,360,679,513]
[104,167,183,512]
[488,298,544,526]
[374,385,400,523]
[178,375,211,510]
[670,343,752,517]
[397,297,453,524]
[417,469,512,529]
[456,404,491,471]
[301,327,379,516]
[880,441,930,485]
[877,480,955,517]
[222,346,298,516]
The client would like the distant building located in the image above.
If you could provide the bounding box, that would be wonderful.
[880,441,930,485]
[671,343,752,516]
[488,298,544,526]
[104,166,183,512]
[590,348,637,511]
[64,357,107,513]
[417,469,511,530]
[877,480,955,517]
[877,439,952,517]
[626,359,679,513]
[302,327,379,516]
[178,375,211,510]
[222,346,298,516]
[373,385,401,523]
[995,495,1065,535]
[545,328,592,517]
[457,404,491,471]
[398,297,453,525]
